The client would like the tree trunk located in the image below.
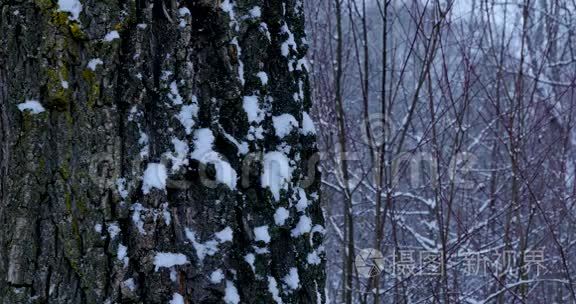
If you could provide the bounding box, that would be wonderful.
[0,0,325,303]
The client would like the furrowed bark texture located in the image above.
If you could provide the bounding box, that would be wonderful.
[0,0,325,303]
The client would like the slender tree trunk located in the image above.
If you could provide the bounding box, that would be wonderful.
[333,0,354,303]
[0,0,325,303]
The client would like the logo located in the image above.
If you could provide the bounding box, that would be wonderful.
[355,248,385,278]
[361,113,395,148]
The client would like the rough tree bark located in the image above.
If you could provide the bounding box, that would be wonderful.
[0,0,325,303]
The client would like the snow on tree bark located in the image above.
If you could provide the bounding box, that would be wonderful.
[0,0,325,303]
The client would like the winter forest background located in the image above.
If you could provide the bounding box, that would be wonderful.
[308,0,576,303]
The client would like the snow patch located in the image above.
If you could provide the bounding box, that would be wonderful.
[191,129,238,189]
[179,7,191,16]
[210,269,224,284]
[249,6,261,18]
[280,23,297,57]
[131,203,147,234]
[272,114,299,138]
[261,152,293,201]
[215,227,234,242]
[138,131,149,158]
[282,267,300,290]
[116,178,129,199]
[142,163,167,194]
[230,38,245,85]
[260,22,271,41]
[107,223,120,239]
[161,203,172,226]
[177,103,198,135]
[291,215,312,237]
[17,100,45,114]
[244,253,256,272]
[166,138,189,172]
[170,268,178,282]
[57,0,83,21]
[153,252,189,271]
[169,293,185,304]
[311,225,326,235]
[210,156,237,189]
[184,228,219,262]
[117,244,129,268]
[301,112,316,135]
[295,188,309,212]
[257,72,269,85]
[178,6,190,27]
[254,225,271,243]
[220,0,239,31]
[296,58,309,71]
[268,276,283,304]
[123,278,136,291]
[191,128,215,160]
[253,245,270,254]
[274,207,290,226]
[87,58,103,71]
[104,30,120,42]
[224,280,240,304]
[221,0,235,18]
[247,126,264,141]
[178,17,187,28]
[168,81,184,105]
[243,96,264,123]
[307,251,321,265]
